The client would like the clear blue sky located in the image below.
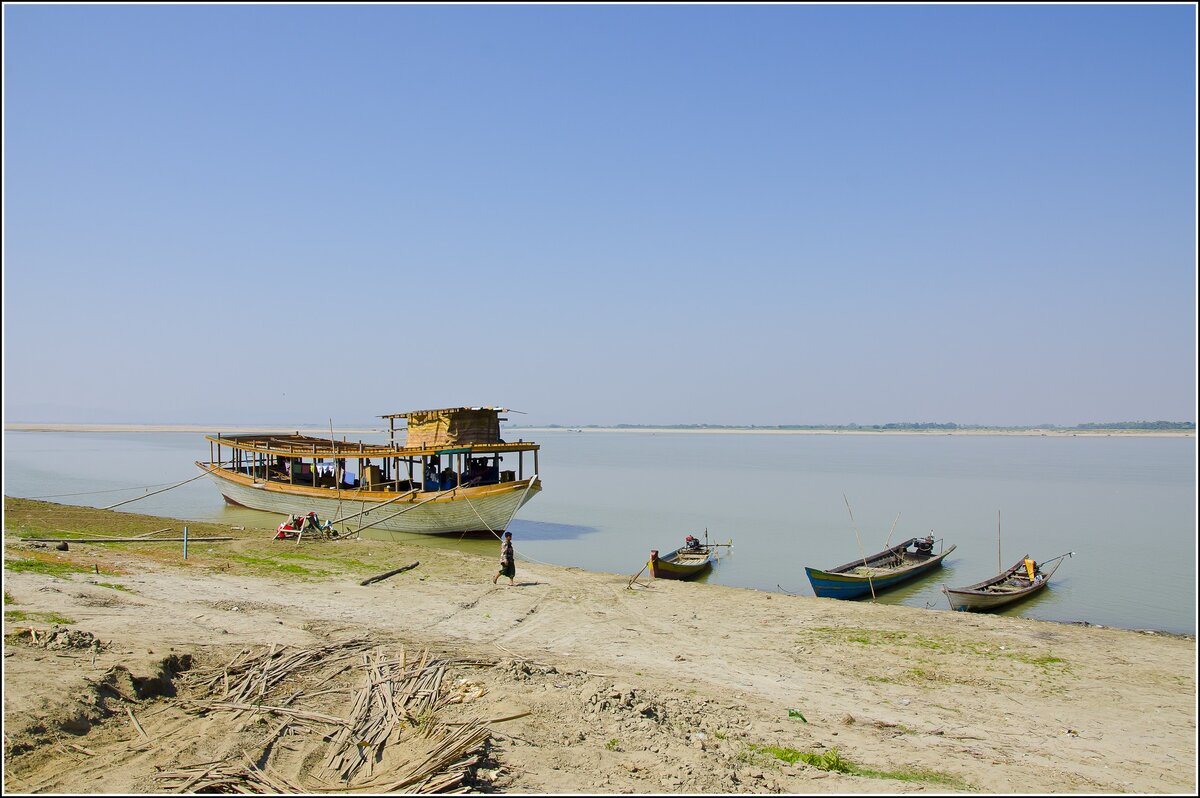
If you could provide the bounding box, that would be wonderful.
[3,3,1196,427]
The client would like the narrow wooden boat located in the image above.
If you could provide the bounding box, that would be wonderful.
[805,537,956,599]
[942,554,1066,612]
[197,407,541,538]
[648,536,716,580]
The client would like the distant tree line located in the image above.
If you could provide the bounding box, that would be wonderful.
[1071,421,1195,430]
[527,421,1195,431]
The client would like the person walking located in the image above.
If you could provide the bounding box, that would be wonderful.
[493,531,515,586]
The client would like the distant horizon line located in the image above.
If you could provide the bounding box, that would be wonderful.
[3,419,1195,433]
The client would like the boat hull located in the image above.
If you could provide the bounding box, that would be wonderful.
[943,584,1049,612]
[943,556,1062,612]
[649,547,714,580]
[805,545,956,599]
[197,463,540,537]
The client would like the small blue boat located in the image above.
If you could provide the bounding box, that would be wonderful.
[805,537,956,599]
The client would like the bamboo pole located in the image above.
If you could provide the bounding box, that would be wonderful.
[19,536,233,543]
[101,472,208,510]
[351,488,459,535]
[328,489,417,526]
[883,511,901,549]
[843,493,876,600]
[998,510,1002,574]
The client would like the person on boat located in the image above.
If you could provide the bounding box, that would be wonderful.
[913,534,935,556]
[439,467,459,490]
[424,458,441,492]
[493,531,515,586]
[1024,557,1038,581]
[684,534,701,550]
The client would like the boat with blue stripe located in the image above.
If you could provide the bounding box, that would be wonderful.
[805,536,956,599]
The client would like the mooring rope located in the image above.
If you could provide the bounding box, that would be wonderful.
[463,476,558,567]
[22,478,189,500]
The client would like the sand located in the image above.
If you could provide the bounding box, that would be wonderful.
[2,500,1196,794]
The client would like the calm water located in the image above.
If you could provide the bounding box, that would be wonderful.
[3,430,1195,634]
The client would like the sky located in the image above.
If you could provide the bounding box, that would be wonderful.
[2,3,1196,428]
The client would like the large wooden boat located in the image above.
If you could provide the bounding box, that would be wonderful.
[805,537,956,599]
[648,535,716,580]
[942,554,1066,612]
[196,407,541,538]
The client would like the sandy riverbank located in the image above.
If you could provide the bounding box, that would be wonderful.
[2,498,1196,794]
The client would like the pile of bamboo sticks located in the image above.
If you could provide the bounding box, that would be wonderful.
[158,639,495,793]
[154,753,304,794]
[183,637,376,717]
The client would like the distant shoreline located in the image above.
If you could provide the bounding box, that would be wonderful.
[4,422,1193,438]
[512,427,1194,437]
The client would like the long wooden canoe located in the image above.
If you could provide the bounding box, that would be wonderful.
[942,555,1064,612]
[805,538,956,599]
[648,545,715,580]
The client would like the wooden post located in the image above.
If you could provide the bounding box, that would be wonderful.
[183,526,188,560]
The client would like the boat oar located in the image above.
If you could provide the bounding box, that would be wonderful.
[843,493,876,601]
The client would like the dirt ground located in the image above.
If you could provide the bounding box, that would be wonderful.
[2,498,1196,794]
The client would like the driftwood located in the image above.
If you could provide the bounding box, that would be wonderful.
[359,561,419,586]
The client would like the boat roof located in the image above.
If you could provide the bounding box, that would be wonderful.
[380,407,509,419]
[205,432,537,458]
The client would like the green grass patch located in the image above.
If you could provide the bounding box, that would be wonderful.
[5,609,75,625]
[808,627,947,651]
[4,557,92,578]
[1005,652,1066,668]
[229,554,331,577]
[3,590,14,605]
[95,582,133,593]
[604,738,620,751]
[855,764,970,788]
[804,627,1063,673]
[746,745,968,788]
